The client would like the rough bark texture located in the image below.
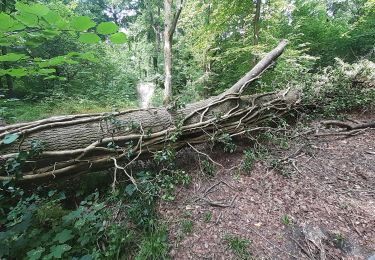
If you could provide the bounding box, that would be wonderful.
[163,0,183,104]
[252,0,262,66]
[1,0,14,98]
[0,40,298,183]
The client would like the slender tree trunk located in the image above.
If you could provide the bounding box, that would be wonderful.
[163,0,183,105]
[1,0,14,97]
[202,3,212,98]
[150,5,161,73]
[0,76,3,93]
[252,0,262,66]
[1,50,14,99]
[163,0,173,104]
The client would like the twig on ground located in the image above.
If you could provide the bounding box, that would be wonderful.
[290,237,313,259]
[292,160,303,175]
[199,194,237,208]
[315,129,366,137]
[215,212,223,225]
[321,120,375,130]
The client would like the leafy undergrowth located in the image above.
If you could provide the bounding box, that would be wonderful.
[0,168,190,259]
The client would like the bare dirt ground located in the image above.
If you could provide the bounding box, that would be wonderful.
[159,113,375,260]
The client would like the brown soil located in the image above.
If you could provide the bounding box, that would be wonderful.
[159,114,375,260]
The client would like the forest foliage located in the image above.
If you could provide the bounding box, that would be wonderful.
[0,0,374,259]
[0,0,374,121]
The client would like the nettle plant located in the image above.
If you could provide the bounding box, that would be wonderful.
[0,1,127,80]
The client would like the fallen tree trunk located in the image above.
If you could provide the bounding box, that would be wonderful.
[0,40,299,183]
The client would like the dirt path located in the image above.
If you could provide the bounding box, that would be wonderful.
[159,115,375,259]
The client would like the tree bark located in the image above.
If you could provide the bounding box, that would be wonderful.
[1,47,14,98]
[0,40,296,183]
[163,0,183,105]
[1,0,14,97]
[252,0,262,66]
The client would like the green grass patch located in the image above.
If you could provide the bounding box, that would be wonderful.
[0,98,137,123]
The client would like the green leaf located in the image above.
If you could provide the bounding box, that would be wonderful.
[15,13,39,27]
[56,19,69,30]
[54,229,74,243]
[80,255,93,260]
[0,13,14,31]
[78,33,100,44]
[50,244,72,258]
[43,11,61,25]
[38,68,56,75]
[79,52,98,62]
[125,184,136,196]
[9,21,26,31]
[43,75,57,80]
[71,16,96,32]
[0,53,28,62]
[38,56,66,67]
[96,22,118,35]
[29,4,50,16]
[26,247,45,260]
[109,32,127,44]
[7,68,28,77]
[41,29,60,38]
[16,2,50,16]
[3,133,19,144]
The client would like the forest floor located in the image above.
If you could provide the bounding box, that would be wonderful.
[159,112,375,260]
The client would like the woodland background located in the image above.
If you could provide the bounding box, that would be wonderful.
[0,0,374,259]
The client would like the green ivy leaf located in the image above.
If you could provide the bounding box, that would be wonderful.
[50,244,72,258]
[96,22,118,35]
[78,33,100,44]
[54,229,74,243]
[3,133,19,145]
[26,247,45,260]
[71,16,96,32]
[109,32,127,44]
[0,53,28,62]
[0,13,14,32]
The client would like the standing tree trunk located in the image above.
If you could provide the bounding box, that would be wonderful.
[202,2,212,98]
[1,0,14,97]
[252,0,262,66]
[163,0,183,105]
[1,47,14,98]
[150,4,162,74]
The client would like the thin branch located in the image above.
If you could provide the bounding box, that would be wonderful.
[187,143,224,168]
